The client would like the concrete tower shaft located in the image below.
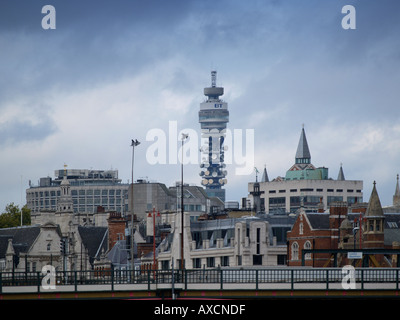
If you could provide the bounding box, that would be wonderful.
[198,71,229,202]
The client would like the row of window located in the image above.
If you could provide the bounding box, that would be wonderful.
[269,196,363,207]
[192,256,230,268]
[29,189,127,198]
[29,197,124,207]
[291,241,312,261]
[269,189,362,194]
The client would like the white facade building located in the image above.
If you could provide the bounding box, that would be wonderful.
[249,178,363,214]
[248,127,363,213]
[26,168,128,215]
[157,212,295,269]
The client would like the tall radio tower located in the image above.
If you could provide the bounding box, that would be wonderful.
[198,71,229,202]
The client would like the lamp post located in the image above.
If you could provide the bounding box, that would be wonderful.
[130,139,140,274]
[180,133,188,270]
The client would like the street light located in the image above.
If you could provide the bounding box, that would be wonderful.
[130,139,140,274]
[180,133,188,270]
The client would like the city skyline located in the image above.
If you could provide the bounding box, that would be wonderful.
[1,1,400,211]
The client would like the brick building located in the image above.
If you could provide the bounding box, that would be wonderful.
[286,203,348,267]
[287,182,400,267]
[107,211,126,250]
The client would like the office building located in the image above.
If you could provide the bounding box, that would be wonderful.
[128,180,224,221]
[26,168,129,215]
[248,127,363,213]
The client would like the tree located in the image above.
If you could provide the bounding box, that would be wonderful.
[0,203,31,228]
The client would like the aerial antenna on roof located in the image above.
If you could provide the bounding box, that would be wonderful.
[211,70,217,87]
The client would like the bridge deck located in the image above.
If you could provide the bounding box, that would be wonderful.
[1,267,400,299]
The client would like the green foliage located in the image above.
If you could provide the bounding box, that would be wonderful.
[0,203,31,228]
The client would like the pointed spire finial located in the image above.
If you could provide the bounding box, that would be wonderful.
[394,174,400,197]
[295,126,311,164]
[261,165,269,182]
[337,163,345,181]
[366,180,384,217]
[394,174,400,206]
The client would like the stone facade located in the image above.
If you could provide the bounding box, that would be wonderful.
[157,212,293,269]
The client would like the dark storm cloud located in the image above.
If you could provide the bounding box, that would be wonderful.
[0,0,197,95]
[0,0,400,208]
[0,0,194,32]
[0,117,56,146]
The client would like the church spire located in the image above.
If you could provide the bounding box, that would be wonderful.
[393,174,400,207]
[261,165,269,182]
[337,163,345,181]
[295,125,311,165]
[366,181,384,217]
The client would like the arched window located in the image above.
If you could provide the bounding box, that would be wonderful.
[291,242,299,261]
[299,223,303,235]
[304,241,312,260]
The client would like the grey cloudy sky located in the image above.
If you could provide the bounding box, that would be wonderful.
[1,0,400,210]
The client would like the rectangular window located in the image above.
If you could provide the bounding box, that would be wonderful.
[277,255,286,265]
[253,255,262,265]
[161,260,169,270]
[193,258,201,269]
[290,196,300,205]
[256,228,261,255]
[328,196,343,205]
[207,257,215,268]
[221,256,229,267]
[269,197,285,206]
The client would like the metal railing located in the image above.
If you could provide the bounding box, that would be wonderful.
[1,267,400,293]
